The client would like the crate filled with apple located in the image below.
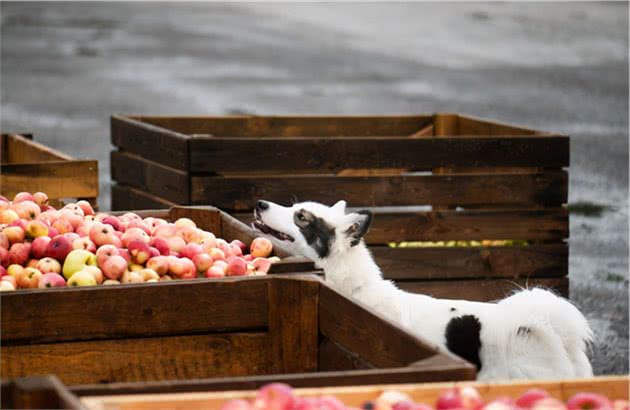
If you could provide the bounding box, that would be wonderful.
[0,191,314,291]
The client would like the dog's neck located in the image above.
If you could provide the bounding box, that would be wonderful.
[317,241,384,294]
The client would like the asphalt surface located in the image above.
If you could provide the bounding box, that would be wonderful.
[1,2,628,375]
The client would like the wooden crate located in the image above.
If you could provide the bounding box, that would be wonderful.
[1,133,99,208]
[78,376,630,410]
[110,114,569,301]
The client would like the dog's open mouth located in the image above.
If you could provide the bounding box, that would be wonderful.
[253,212,295,242]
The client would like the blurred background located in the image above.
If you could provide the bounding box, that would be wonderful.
[1,2,628,374]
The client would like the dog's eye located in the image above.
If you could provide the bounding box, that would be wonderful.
[297,213,305,221]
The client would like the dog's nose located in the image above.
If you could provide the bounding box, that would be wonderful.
[256,200,269,211]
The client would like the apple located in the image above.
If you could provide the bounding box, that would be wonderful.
[198,235,217,252]
[126,219,150,235]
[146,256,170,276]
[128,240,152,264]
[148,246,160,257]
[26,259,39,268]
[230,243,244,257]
[38,272,67,288]
[205,266,226,278]
[45,235,73,262]
[63,232,80,244]
[517,389,551,409]
[193,253,213,272]
[96,244,118,267]
[436,387,483,410]
[13,192,34,203]
[9,218,27,230]
[532,398,568,410]
[73,237,97,253]
[31,236,52,259]
[180,243,203,260]
[0,265,5,276]
[90,223,121,246]
[159,274,173,281]
[75,222,94,237]
[121,212,141,222]
[166,236,186,253]
[1,274,17,288]
[0,232,8,249]
[0,247,8,266]
[252,257,272,274]
[118,248,131,263]
[227,256,247,276]
[254,383,295,410]
[243,254,254,262]
[82,265,104,284]
[67,270,97,287]
[567,393,612,410]
[129,263,143,272]
[121,227,150,248]
[250,237,273,258]
[169,257,196,278]
[216,239,232,257]
[102,279,120,285]
[47,227,59,238]
[38,209,58,226]
[0,209,19,224]
[101,255,127,280]
[140,268,160,281]
[17,267,42,288]
[209,248,226,261]
[7,264,24,277]
[12,200,41,220]
[175,226,202,243]
[25,220,49,238]
[0,280,15,291]
[174,217,196,228]
[150,237,170,256]
[121,270,144,284]
[36,257,62,274]
[32,192,49,211]
[268,256,281,264]
[9,242,31,266]
[3,226,25,244]
[76,200,94,216]
[62,249,97,279]
[613,401,629,410]
[102,216,123,232]
[52,217,74,234]
[153,224,177,238]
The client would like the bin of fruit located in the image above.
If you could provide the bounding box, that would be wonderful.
[109,113,569,301]
[1,133,98,209]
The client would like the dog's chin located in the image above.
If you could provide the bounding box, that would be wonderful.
[252,215,295,242]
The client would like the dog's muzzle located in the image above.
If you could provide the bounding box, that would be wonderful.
[252,209,295,242]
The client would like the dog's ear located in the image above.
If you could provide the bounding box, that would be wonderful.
[331,200,347,214]
[344,210,373,247]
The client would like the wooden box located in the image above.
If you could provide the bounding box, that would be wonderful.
[1,133,99,208]
[110,114,569,301]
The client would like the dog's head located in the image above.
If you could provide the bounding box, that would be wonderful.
[253,200,372,261]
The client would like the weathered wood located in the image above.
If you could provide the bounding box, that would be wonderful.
[111,150,189,204]
[318,282,440,368]
[236,209,569,242]
[1,161,98,200]
[1,375,86,409]
[1,278,268,344]
[111,115,190,171]
[191,171,568,210]
[188,135,568,173]
[2,332,270,385]
[268,277,319,374]
[2,133,72,163]
[112,184,176,210]
[373,244,568,280]
[397,277,569,301]
[318,338,374,371]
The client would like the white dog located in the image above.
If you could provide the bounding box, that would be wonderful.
[253,199,594,381]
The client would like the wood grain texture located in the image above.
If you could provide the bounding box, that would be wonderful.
[111,151,190,203]
[191,172,568,210]
[1,278,268,344]
[318,338,374,371]
[235,209,569,242]
[318,283,440,368]
[2,332,270,385]
[188,136,568,173]
[2,133,72,163]
[397,277,569,301]
[1,375,87,410]
[111,116,189,171]
[267,277,319,374]
[373,244,568,280]
[111,184,176,210]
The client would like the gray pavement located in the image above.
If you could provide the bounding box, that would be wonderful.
[1,2,627,375]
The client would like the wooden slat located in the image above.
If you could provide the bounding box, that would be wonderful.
[2,332,270,385]
[111,184,176,211]
[188,135,568,173]
[319,283,441,368]
[397,277,569,301]
[318,338,374,371]
[134,115,433,137]
[191,172,568,210]
[235,209,569,242]
[373,244,568,280]
[79,376,624,410]
[2,133,72,163]
[456,114,545,136]
[111,116,190,171]
[111,151,189,204]
[267,276,319,374]
[1,278,268,344]
[1,161,98,200]
[1,375,87,410]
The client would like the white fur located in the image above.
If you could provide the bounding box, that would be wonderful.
[257,200,594,381]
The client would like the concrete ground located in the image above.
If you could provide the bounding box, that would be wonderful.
[1,2,627,375]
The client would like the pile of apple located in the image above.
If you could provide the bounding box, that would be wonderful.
[221,383,628,410]
[0,192,279,291]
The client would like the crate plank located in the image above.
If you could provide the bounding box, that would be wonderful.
[318,338,374,371]
[398,277,569,301]
[111,116,189,171]
[191,172,568,210]
[111,151,189,204]
[373,244,568,280]
[1,133,72,163]
[1,278,268,344]
[235,209,569,242]
[188,135,568,173]
[1,375,87,410]
[268,277,319,374]
[1,161,98,200]
[2,332,270,385]
[112,184,176,210]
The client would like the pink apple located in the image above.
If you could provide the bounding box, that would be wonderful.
[128,240,152,264]
[52,218,74,235]
[75,222,94,237]
[216,239,232,256]
[198,235,217,252]
[166,236,186,253]
[1,274,17,288]
[47,227,59,238]
[613,401,629,410]
[176,226,201,243]
[33,192,49,211]
[121,212,141,222]
[254,383,295,410]
[180,243,203,260]
[0,265,6,276]
[76,200,95,216]
[101,255,127,280]
[153,224,177,238]
[517,389,551,409]
[118,248,131,263]
[32,237,53,259]
[192,253,213,272]
[102,216,123,232]
[0,209,19,224]
[126,219,150,235]
[250,237,273,258]
[63,232,80,243]
[3,226,25,244]
[567,393,612,410]
[62,203,84,216]
[38,272,66,288]
[252,257,272,274]
[532,398,568,410]
[8,242,31,266]
[205,266,226,278]
[13,192,34,203]
[96,244,118,267]
[121,227,150,248]
[148,246,160,257]
[58,210,83,230]
[150,237,170,256]
[146,256,170,276]
[209,248,226,261]
[36,257,62,274]
[73,237,96,253]
[0,247,8,267]
[38,209,58,226]
[9,218,27,230]
[0,232,8,249]
[159,274,173,281]
[144,217,167,233]
[174,217,196,228]
[227,256,247,276]
[90,223,121,247]
[230,243,243,257]
[140,268,159,281]
[230,240,246,253]
[169,257,196,279]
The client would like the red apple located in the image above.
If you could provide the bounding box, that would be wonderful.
[52,218,74,235]
[47,227,59,238]
[254,383,295,410]
[76,200,94,216]
[193,253,213,272]
[227,256,247,276]
[150,237,170,256]
[38,272,66,288]
[205,266,226,278]
[13,192,34,203]
[126,219,150,235]
[96,244,118,267]
[9,242,31,265]
[0,247,8,267]
[567,393,612,410]
[121,227,150,248]
[102,216,123,232]
[0,232,8,249]
[169,257,196,279]
[45,235,72,262]
[252,257,272,274]
[128,240,152,264]
[180,243,203,260]
[209,248,226,261]
[31,236,52,260]
[33,192,49,211]
[517,389,551,409]
[101,255,127,280]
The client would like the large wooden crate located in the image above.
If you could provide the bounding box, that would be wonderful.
[110,114,569,301]
[1,133,99,208]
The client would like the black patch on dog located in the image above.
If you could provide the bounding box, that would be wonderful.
[445,315,482,370]
[450,307,457,312]
[517,326,531,336]
[295,210,335,258]
[344,210,373,247]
